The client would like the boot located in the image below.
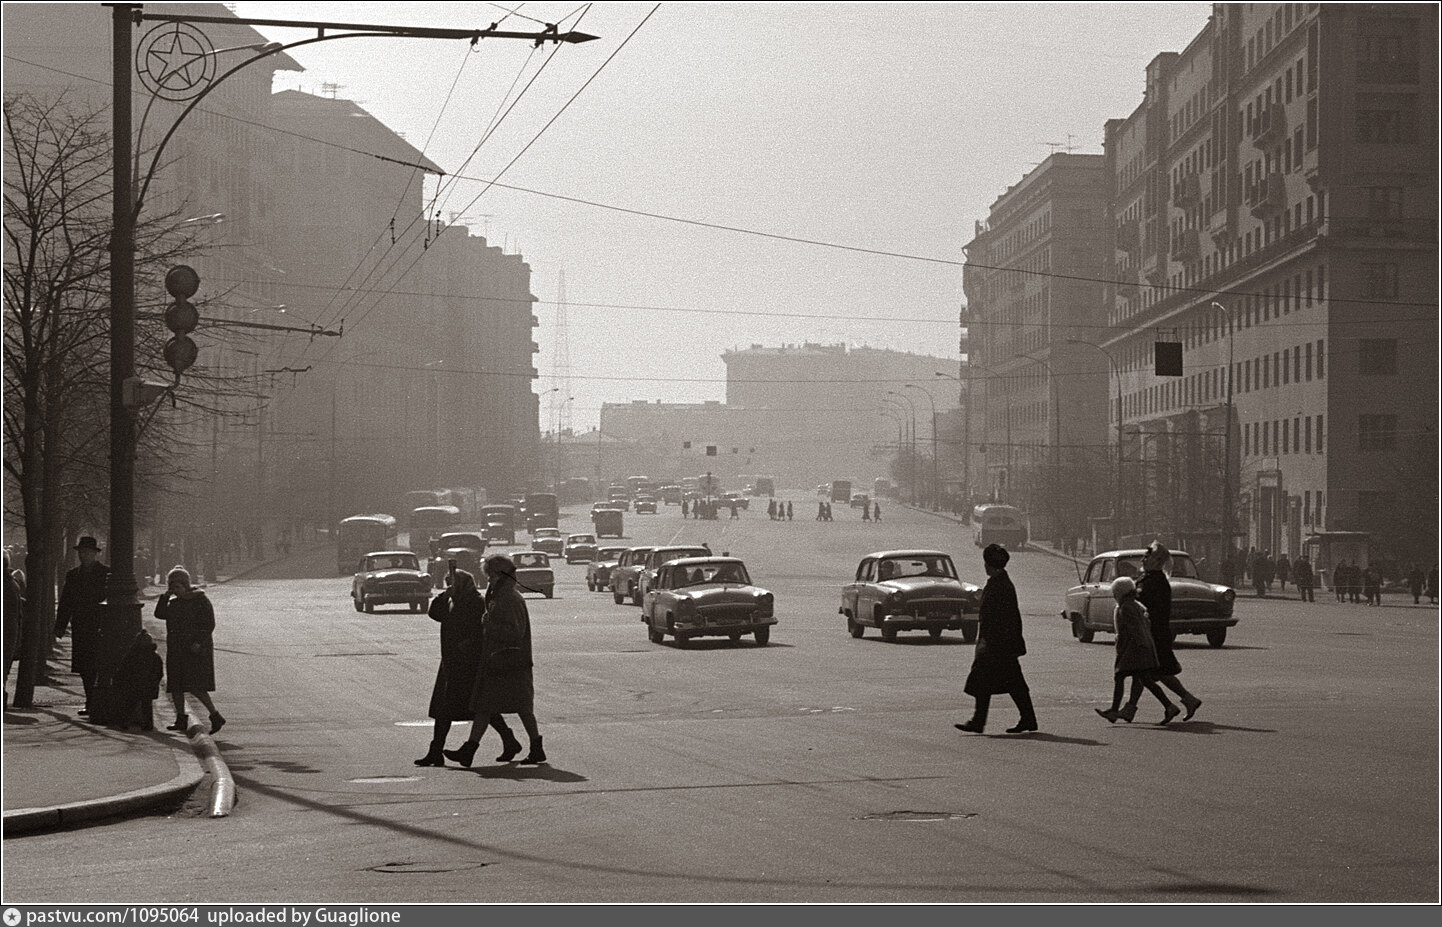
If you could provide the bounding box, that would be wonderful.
[954,704,988,733]
[520,735,546,764]
[414,739,447,767]
[167,714,188,732]
[1006,691,1038,733]
[209,712,226,735]
[443,741,479,767]
[495,728,523,762]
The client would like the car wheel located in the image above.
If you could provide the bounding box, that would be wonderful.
[961,623,978,644]
[675,633,691,649]
[929,627,943,641]
[544,588,554,599]
[728,632,742,643]
[648,625,665,644]
[587,577,595,591]
[1206,628,1227,648]
[632,588,642,606]
[613,589,624,605]
[847,617,864,639]
[352,596,363,612]
[881,625,897,642]
[363,597,375,614]
[754,626,770,646]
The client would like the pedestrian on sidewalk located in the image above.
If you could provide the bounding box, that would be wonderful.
[1363,564,1382,606]
[1127,542,1202,723]
[447,554,545,767]
[415,566,519,767]
[873,501,881,522]
[786,500,793,521]
[156,566,225,735]
[53,536,109,717]
[1293,555,1315,602]
[1095,576,1174,724]
[955,544,1037,735]
[1276,554,1291,593]
[4,550,24,706]
[1428,564,1438,606]
[1407,564,1425,605]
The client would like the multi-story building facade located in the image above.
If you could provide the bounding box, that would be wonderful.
[599,344,959,495]
[966,2,1438,571]
[961,154,1112,540]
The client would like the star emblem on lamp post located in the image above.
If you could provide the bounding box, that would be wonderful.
[138,22,216,101]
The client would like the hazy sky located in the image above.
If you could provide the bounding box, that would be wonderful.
[236,1,1211,432]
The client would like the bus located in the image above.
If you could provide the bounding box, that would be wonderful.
[409,505,461,556]
[337,514,398,574]
[873,477,895,500]
[971,504,1029,549]
[830,480,852,503]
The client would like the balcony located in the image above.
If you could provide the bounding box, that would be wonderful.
[1115,222,1140,252]
[1247,172,1286,218]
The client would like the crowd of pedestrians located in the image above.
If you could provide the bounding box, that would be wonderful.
[1234,546,1437,606]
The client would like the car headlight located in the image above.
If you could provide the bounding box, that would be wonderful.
[676,596,696,615]
[755,592,774,615]
[1220,588,1236,604]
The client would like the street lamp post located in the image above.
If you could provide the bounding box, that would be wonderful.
[104,8,595,669]
[1209,301,1237,574]
[1066,338,1124,541]
[905,383,939,509]
[886,391,918,505]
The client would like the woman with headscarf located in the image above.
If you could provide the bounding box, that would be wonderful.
[1126,542,1202,722]
[955,544,1037,734]
[415,568,520,766]
[1095,576,1176,723]
[155,566,224,734]
[446,553,546,766]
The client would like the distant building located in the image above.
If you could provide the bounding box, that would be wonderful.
[599,344,959,495]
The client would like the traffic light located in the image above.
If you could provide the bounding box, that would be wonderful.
[1154,341,1183,377]
[163,265,200,376]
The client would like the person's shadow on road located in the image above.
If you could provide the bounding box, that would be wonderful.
[466,763,588,783]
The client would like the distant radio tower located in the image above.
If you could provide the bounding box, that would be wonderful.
[551,268,572,438]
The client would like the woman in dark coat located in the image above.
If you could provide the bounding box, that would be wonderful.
[447,553,546,766]
[415,569,519,767]
[1127,542,1202,722]
[155,566,224,734]
[1096,576,1174,723]
[955,544,1037,734]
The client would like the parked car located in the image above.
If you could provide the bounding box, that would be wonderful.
[511,550,555,598]
[840,550,981,642]
[531,527,565,556]
[564,533,600,564]
[592,507,624,539]
[352,551,432,614]
[634,494,659,515]
[427,531,488,588]
[636,544,715,606]
[1062,549,1237,647]
[609,546,656,605]
[642,557,776,647]
[586,546,629,592]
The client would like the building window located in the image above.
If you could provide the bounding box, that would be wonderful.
[1364,186,1405,219]
[1361,263,1400,298]
[1294,417,1300,455]
[1356,93,1418,143]
[1357,16,1420,84]
[1293,345,1302,382]
[1358,339,1398,375]
[1317,340,1325,378]
[1316,415,1325,455]
[1305,416,1312,453]
[1283,419,1290,454]
[1305,342,1313,380]
[1304,489,1311,524]
[1358,414,1397,451]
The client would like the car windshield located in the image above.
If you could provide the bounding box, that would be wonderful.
[599,548,626,559]
[440,535,483,549]
[568,535,596,544]
[677,562,751,586]
[367,555,417,571]
[878,556,956,580]
[514,553,548,568]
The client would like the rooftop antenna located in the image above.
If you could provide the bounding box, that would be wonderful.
[320,82,344,99]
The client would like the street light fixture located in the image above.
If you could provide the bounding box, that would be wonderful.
[904,383,939,509]
[886,390,918,505]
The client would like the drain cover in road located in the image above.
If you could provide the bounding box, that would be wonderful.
[858,810,977,822]
[369,861,491,874]
[349,776,422,784]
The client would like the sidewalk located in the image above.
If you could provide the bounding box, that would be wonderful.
[2,543,318,836]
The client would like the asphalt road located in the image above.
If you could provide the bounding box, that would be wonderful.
[3,501,1437,903]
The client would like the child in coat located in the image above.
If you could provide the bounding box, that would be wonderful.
[1096,576,1180,724]
[111,629,165,731]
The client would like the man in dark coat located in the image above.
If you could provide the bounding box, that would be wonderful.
[955,544,1037,734]
[53,536,109,717]
[1125,542,1203,722]
[4,550,24,706]
[1293,555,1315,602]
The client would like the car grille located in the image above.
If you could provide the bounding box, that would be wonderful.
[374,581,421,595]
[1173,601,1226,619]
[903,597,960,618]
[698,605,754,625]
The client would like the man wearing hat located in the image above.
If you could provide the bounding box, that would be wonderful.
[54,536,110,717]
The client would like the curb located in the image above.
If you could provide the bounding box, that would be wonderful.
[184,695,237,818]
[2,744,204,836]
